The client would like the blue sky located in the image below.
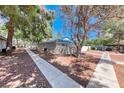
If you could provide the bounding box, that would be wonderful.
[45,5,65,37]
[45,5,97,40]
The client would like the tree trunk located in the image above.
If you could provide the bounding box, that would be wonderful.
[80,17,88,56]
[82,16,88,44]
[36,41,40,50]
[75,44,81,58]
[75,17,88,58]
[6,17,14,49]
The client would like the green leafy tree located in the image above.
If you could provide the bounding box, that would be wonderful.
[0,5,55,50]
[21,6,55,45]
[102,19,124,50]
[0,6,37,49]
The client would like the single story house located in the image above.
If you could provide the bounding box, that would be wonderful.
[41,38,72,50]
[40,38,74,54]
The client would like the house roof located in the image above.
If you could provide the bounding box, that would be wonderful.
[0,35,6,41]
[43,38,72,44]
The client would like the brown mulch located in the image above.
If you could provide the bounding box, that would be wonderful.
[113,64,124,88]
[109,51,124,87]
[109,52,124,62]
[0,49,51,88]
[33,49,102,87]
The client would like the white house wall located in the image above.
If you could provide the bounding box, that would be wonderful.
[81,46,91,53]
[0,40,6,50]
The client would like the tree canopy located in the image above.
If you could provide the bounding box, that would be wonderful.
[60,5,124,56]
[0,5,55,49]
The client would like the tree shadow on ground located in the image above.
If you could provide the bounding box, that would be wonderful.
[32,50,101,87]
[50,58,117,88]
[0,49,51,88]
[32,49,117,88]
[48,61,93,87]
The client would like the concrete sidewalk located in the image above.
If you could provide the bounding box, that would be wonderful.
[87,52,119,88]
[26,49,83,88]
[112,60,124,65]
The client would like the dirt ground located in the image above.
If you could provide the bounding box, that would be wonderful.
[109,52,124,62]
[33,49,102,87]
[108,51,124,88]
[0,49,51,88]
[113,64,124,88]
